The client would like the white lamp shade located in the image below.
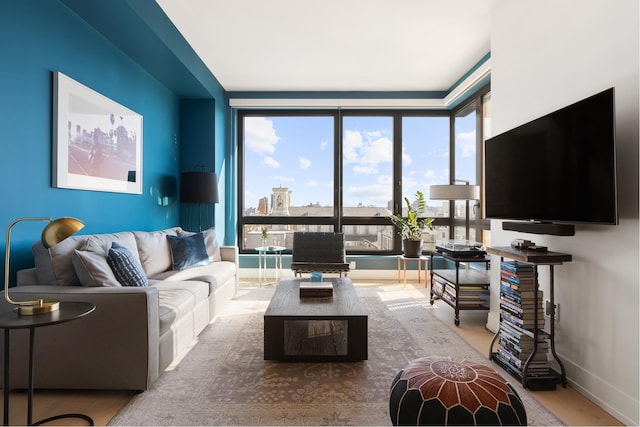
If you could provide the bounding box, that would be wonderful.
[429,184,480,200]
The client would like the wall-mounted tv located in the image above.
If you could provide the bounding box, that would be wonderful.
[484,88,617,235]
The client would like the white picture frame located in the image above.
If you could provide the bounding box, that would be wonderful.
[52,71,143,194]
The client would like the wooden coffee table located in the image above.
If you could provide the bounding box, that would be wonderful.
[264,277,368,361]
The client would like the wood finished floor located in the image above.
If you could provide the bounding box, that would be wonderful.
[0,278,623,426]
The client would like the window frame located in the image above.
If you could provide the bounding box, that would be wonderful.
[236,85,490,255]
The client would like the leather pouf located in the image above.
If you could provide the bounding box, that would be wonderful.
[389,356,527,426]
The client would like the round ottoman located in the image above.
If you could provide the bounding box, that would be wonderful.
[389,356,527,426]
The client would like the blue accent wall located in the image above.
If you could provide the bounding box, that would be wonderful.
[0,0,199,280]
[0,0,488,281]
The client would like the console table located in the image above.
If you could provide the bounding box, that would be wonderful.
[427,250,490,326]
[0,301,95,425]
[487,246,571,390]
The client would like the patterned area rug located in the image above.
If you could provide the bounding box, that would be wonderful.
[109,285,564,426]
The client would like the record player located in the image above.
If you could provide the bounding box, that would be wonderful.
[435,239,486,257]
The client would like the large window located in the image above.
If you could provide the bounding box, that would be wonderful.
[237,86,490,254]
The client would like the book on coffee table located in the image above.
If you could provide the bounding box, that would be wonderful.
[299,281,333,297]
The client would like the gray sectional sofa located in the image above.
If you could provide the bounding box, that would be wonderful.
[2,226,238,391]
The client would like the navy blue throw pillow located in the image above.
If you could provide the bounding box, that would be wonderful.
[107,242,148,287]
[167,233,212,271]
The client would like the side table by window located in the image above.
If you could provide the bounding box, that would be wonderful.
[255,246,286,286]
[0,301,95,426]
[396,255,429,288]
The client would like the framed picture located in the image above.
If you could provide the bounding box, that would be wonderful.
[53,71,143,194]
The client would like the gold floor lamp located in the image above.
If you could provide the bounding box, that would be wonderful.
[4,217,84,315]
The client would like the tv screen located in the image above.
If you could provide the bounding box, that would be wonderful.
[485,88,617,226]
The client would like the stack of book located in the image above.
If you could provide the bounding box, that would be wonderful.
[431,275,490,308]
[495,260,552,379]
[299,281,333,298]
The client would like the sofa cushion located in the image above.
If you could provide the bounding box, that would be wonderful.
[178,227,221,262]
[152,280,210,335]
[32,231,136,286]
[149,261,236,296]
[167,233,212,270]
[133,227,182,276]
[72,248,121,287]
[107,242,148,287]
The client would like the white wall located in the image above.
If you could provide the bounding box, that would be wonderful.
[489,1,639,424]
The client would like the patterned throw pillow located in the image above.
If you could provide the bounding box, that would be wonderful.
[107,242,148,287]
[167,233,212,270]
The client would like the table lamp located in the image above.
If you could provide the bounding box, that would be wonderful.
[429,180,480,241]
[4,217,84,315]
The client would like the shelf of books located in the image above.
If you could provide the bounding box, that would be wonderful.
[430,268,490,326]
[490,260,560,390]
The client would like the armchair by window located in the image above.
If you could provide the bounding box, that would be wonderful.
[290,232,350,277]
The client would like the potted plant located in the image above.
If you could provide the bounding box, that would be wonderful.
[388,190,434,257]
[261,227,268,248]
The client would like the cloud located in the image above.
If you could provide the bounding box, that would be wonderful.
[456,130,476,157]
[424,169,436,178]
[346,183,392,204]
[343,129,393,174]
[262,156,280,168]
[299,157,311,170]
[343,130,362,163]
[307,180,318,187]
[245,117,280,154]
[353,165,376,174]
[320,140,328,150]
[345,175,393,204]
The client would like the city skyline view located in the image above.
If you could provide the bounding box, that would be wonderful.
[243,113,477,213]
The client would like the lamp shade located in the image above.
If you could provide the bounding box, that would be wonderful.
[41,217,85,249]
[430,184,480,200]
[180,172,219,204]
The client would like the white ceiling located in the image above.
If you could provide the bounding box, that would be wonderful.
[156,0,491,92]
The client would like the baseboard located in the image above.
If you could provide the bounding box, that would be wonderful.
[561,355,638,426]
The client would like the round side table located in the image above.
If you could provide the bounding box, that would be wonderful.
[0,301,95,426]
[255,246,286,286]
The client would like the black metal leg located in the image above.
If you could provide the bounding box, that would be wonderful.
[4,330,9,426]
[26,329,94,426]
[28,328,35,426]
[548,266,567,387]
[32,413,94,426]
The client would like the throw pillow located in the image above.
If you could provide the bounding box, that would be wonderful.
[167,233,212,270]
[72,249,121,287]
[178,227,222,262]
[107,242,148,287]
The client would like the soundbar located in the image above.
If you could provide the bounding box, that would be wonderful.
[502,221,575,236]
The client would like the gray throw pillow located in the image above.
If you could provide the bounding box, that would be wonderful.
[107,242,148,287]
[167,233,212,270]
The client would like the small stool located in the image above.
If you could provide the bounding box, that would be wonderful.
[389,356,527,426]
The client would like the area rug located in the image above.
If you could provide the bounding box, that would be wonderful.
[109,285,564,426]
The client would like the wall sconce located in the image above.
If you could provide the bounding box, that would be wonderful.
[429,180,480,241]
[4,217,84,315]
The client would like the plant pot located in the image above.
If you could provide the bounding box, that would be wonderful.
[403,239,423,258]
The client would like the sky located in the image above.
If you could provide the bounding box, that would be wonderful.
[243,113,477,210]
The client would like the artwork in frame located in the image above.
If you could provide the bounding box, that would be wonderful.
[53,71,143,194]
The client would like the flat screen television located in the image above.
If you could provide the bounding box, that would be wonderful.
[484,88,617,235]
